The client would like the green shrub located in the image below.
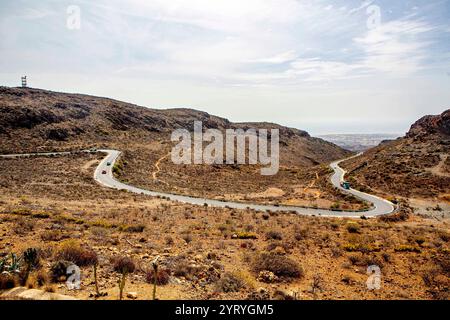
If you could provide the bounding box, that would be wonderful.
[119,224,145,233]
[90,219,116,229]
[112,162,123,175]
[330,202,341,210]
[235,232,258,240]
[32,212,51,219]
[395,245,421,253]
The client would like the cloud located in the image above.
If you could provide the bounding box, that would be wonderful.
[289,58,362,82]
[19,7,56,20]
[348,0,374,15]
[250,50,298,64]
[354,19,434,75]
[111,0,303,34]
[232,18,436,84]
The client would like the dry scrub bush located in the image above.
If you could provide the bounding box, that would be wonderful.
[215,272,245,293]
[252,252,303,280]
[173,260,198,279]
[55,240,97,267]
[0,273,17,290]
[146,268,170,286]
[293,226,309,241]
[346,222,360,234]
[41,230,64,242]
[13,217,35,235]
[50,260,72,282]
[265,231,283,240]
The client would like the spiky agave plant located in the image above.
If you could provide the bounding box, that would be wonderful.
[113,256,135,300]
[8,253,22,274]
[22,248,39,285]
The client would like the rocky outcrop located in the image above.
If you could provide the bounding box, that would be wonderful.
[407,109,450,138]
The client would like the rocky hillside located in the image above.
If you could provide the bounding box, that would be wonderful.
[407,109,450,138]
[341,109,450,201]
[0,86,350,167]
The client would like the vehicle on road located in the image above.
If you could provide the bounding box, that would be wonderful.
[102,170,107,174]
[107,162,111,166]
[341,181,351,190]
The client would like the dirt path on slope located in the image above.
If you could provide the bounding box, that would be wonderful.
[427,154,450,177]
[151,152,171,185]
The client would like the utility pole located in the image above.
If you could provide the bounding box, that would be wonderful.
[21,76,27,88]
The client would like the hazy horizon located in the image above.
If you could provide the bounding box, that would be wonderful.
[1,0,449,134]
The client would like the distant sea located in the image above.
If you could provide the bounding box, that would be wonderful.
[317,133,402,152]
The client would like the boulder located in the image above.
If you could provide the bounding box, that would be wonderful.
[1,287,77,300]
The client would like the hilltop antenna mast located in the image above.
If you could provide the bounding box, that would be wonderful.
[21,76,27,88]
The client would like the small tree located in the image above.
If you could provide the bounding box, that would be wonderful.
[83,249,100,296]
[151,256,160,300]
[113,256,135,300]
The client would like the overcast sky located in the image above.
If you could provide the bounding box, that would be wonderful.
[1,0,449,134]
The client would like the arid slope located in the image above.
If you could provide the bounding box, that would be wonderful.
[341,109,450,202]
[0,86,356,208]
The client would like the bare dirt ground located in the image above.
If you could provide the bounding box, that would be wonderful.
[117,145,368,211]
[0,153,449,300]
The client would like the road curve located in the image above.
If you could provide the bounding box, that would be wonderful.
[0,149,395,218]
[93,149,395,218]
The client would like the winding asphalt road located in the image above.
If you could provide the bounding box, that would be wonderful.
[0,149,395,218]
[93,149,395,218]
